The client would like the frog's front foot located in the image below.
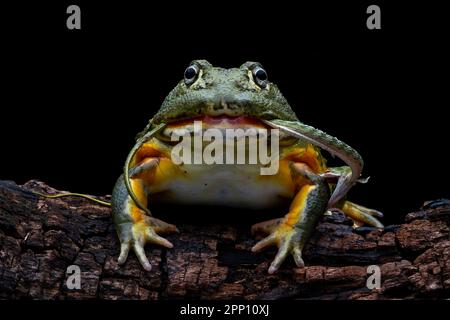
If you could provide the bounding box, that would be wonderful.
[112,173,179,272]
[116,216,178,271]
[250,162,329,274]
[251,218,306,274]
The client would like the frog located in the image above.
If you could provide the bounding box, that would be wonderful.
[111,60,383,274]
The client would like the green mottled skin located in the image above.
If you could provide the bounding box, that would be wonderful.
[154,60,298,123]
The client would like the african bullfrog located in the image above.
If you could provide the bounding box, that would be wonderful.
[111,60,383,274]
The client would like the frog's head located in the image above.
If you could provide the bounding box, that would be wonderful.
[152,60,298,127]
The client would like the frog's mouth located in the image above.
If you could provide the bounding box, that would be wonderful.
[160,115,271,137]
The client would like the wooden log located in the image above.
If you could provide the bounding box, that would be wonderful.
[0,180,448,299]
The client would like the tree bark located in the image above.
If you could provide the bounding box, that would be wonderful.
[0,180,449,300]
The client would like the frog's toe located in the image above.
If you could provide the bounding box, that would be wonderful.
[118,243,130,265]
[267,241,305,274]
[146,216,179,234]
[251,218,283,236]
[133,241,153,271]
[145,227,174,249]
[292,245,305,268]
[267,240,290,274]
[251,233,277,252]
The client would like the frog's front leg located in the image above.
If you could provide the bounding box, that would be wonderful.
[112,161,178,271]
[251,162,329,274]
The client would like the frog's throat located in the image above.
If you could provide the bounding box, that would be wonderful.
[124,123,166,215]
[262,119,364,208]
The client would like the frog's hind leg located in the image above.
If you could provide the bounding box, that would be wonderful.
[322,166,384,229]
[339,201,384,229]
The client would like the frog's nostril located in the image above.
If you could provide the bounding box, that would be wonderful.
[220,99,228,109]
[207,99,243,116]
[211,100,232,111]
[220,100,240,110]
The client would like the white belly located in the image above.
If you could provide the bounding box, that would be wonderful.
[150,164,293,209]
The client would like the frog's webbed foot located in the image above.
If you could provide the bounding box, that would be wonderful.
[117,216,178,271]
[252,219,306,273]
[339,201,384,229]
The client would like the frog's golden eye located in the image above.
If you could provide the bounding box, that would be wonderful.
[252,66,268,88]
[184,64,199,85]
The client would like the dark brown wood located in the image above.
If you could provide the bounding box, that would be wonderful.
[0,180,449,299]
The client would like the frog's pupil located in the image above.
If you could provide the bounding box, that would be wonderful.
[255,69,267,81]
[184,67,197,80]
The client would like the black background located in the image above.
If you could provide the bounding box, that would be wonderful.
[1,1,449,225]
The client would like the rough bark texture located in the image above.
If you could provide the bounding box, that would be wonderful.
[0,180,449,300]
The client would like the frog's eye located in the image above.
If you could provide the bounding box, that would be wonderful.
[252,67,268,88]
[184,64,199,85]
